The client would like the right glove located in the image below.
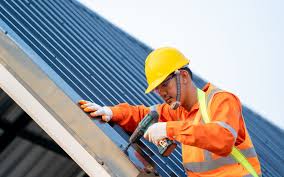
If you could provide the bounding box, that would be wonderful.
[144,122,167,146]
[78,100,113,122]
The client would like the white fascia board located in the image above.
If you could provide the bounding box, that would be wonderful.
[0,64,110,177]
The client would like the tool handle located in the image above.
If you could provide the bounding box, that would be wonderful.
[157,139,177,157]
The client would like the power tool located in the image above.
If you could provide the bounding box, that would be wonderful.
[124,111,177,157]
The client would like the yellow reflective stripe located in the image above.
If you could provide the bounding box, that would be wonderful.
[197,88,211,123]
[231,147,259,177]
[184,147,257,172]
[197,88,259,177]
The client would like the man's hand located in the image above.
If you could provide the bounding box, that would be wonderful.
[143,122,167,145]
[78,100,112,122]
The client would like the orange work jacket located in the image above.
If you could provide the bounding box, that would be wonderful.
[110,83,262,177]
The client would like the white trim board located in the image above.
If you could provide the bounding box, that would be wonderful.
[0,63,110,177]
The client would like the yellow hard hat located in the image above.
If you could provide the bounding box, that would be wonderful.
[144,47,189,93]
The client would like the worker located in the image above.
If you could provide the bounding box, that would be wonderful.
[79,47,262,177]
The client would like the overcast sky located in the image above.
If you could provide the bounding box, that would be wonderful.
[78,0,284,129]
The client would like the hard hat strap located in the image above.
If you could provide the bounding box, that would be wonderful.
[170,70,181,110]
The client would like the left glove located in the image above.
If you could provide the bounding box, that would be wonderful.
[143,122,167,145]
[78,100,112,122]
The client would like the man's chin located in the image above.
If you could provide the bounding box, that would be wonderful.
[166,100,173,105]
[163,98,174,105]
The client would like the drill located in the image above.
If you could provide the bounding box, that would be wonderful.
[124,111,177,157]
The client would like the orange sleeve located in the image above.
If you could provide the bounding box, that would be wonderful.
[109,103,150,132]
[109,103,180,132]
[166,92,245,156]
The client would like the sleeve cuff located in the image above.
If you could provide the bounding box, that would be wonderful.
[109,106,123,122]
[166,121,183,140]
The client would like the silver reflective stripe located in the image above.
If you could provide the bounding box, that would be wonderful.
[184,147,257,172]
[206,88,222,107]
[204,150,212,161]
[241,148,257,158]
[202,88,225,161]
[215,121,238,139]
[184,155,236,172]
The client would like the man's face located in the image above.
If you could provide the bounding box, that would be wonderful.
[154,70,189,106]
[154,73,178,105]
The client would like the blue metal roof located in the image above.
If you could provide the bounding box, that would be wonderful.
[0,0,283,176]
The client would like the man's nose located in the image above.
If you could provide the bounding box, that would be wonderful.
[159,89,167,98]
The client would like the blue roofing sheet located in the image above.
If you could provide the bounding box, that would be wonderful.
[0,0,283,176]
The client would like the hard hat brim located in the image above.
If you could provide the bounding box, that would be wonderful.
[145,74,169,94]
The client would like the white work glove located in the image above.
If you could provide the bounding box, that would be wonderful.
[143,122,167,146]
[78,100,113,122]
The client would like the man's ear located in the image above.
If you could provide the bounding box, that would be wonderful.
[180,70,189,84]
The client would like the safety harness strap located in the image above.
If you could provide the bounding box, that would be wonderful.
[197,88,259,177]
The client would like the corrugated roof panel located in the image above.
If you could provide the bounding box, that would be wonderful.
[1,0,283,176]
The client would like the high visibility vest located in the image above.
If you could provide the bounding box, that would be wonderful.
[182,86,261,177]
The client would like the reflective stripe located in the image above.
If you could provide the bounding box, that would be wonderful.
[240,148,257,158]
[184,155,236,172]
[184,147,257,172]
[206,88,222,107]
[196,88,259,177]
[215,121,238,139]
[204,150,212,161]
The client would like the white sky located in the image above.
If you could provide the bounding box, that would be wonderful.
[79,0,284,129]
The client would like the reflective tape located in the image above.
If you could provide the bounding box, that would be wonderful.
[215,121,238,139]
[204,150,212,161]
[196,88,259,176]
[241,148,257,158]
[184,147,257,172]
[206,88,222,107]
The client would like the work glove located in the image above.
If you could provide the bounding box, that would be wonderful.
[143,122,167,146]
[78,100,113,122]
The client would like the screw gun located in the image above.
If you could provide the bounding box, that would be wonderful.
[124,111,177,157]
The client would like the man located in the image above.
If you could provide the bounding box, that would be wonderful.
[79,47,262,177]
